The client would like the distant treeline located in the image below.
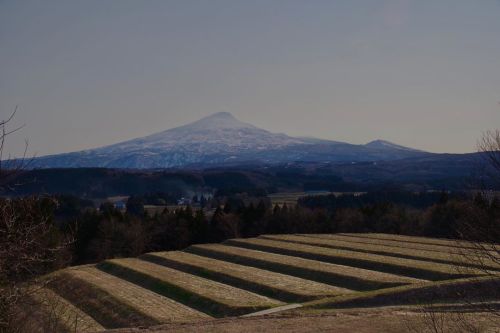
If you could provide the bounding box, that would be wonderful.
[298,191,468,210]
[2,162,492,199]
[13,190,497,265]
[0,168,359,198]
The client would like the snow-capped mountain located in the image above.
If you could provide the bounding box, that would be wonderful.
[98,112,304,155]
[29,112,429,169]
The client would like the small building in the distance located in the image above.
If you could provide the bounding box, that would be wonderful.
[113,200,126,210]
[177,197,192,205]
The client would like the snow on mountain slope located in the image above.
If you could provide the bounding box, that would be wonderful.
[97,112,306,155]
[29,112,429,169]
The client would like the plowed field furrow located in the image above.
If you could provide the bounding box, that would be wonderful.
[186,243,422,290]
[47,272,158,329]
[261,235,500,270]
[67,266,211,322]
[97,258,282,317]
[143,251,351,302]
[30,287,105,332]
[225,238,479,280]
[340,233,499,251]
[301,234,489,256]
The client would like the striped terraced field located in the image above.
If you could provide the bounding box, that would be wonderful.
[36,233,499,332]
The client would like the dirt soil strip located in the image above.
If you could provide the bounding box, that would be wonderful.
[302,234,492,257]
[30,287,105,332]
[186,243,422,290]
[97,258,283,317]
[240,304,303,317]
[341,233,500,251]
[262,235,500,271]
[224,238,479,280]
[67,266,211,323]
[141,251,351,302]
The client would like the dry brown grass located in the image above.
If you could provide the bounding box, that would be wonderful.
[342,233,500,251]
[33,233,499,331]
[94,306,500,333]
[304,275,500,310]
[28,287,105,332]
[225,238,481,280]
[98,258,283,316]
[143,251,351,302]
[304,234,488,256]
[187,243,422,290]
[47,271,159,329]
[66,266,211,323]
[262,235,500,270]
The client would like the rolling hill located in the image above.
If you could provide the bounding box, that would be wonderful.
[24,233,500,332]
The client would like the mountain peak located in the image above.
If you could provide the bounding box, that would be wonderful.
[205,111,236,120]
[366,139,393,146]
[184,112,255,130]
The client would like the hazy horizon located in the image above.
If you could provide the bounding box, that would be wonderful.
[2,0,500,156]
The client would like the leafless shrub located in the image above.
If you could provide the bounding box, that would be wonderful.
[405,292,490,333]
[410,130,500,332]
[0,198,74,332]
[411,306,485,333]
[0,107,32,192]
[478,130,500,183]
[0,110,73,332]
[453,130,500,317]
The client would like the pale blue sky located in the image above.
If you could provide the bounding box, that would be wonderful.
[1,0,500,156]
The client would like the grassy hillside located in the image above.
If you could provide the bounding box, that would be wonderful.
[29,233,499,331]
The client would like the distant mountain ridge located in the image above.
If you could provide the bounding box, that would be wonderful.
[29,112,430,169]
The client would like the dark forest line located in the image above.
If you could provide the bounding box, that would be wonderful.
[5,190,497,266]
[2,154,498,200]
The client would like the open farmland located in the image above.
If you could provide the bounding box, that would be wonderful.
[340,233,497,250]
[260,234,500,270]
[27,287,105,333]
[304,233,487,255]
[224,237,481,280]
[267,192,312,206]
[141,251,350,302]
[97,258,282,316]
[267,192,364,206]
[30,233,499,332]
[186,243,423,289]
[65,266,210,323]
[306,275,500,310]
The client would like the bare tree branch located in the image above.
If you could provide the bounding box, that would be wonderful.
[0,109,73,332]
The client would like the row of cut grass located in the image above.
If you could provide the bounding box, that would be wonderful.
[142,251,350,302]
[67,266,210,323]
[47,271,159,329]
[29,287,105,332]
[97,258,283,317]
[340,233,499,251]
[186,243,422,291]
[224,238,480,280]
[261,235,500,271]
[303,234,489,256]
[304,276,500,310]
